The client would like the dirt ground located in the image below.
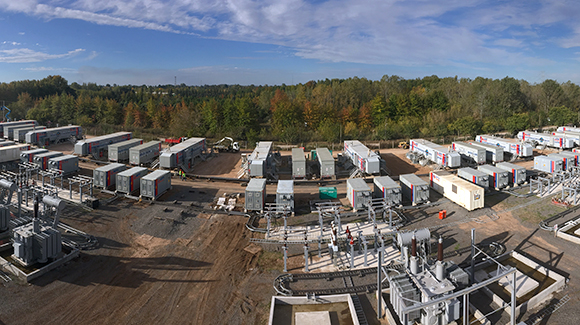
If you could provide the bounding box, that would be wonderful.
[2,145,580,325]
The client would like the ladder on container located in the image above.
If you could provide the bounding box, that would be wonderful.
[343,276,369,325]
[350,168,363,178]
[150,158,160,168]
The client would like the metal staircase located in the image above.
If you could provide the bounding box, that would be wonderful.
[150,158,160,168]
[350,167,363,178]
[344,276,369,325]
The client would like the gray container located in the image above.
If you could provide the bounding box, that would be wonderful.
[495,162,527,186]
[343,140,382,174]
[20,148,48,163]
[373,176,402,206]
[26,125,82,146]
[452,142,486,165]
[245,178,266,212]
[276,180,294,213]
[548,152,574,171]
[12,126,46,142]
[74,131,132,156]
[557,151,579,167]
[108,138,143,162]
[1,120,37,138]
[399,174,429,205]
[116,167,149,194]
[48,155,79,175]
[534,155,564,174]
[478,165,509,189]
[457,167,489,190]
[247,141,273,177]
[346,178,372,212]
[468,141,504,163]
[159,137,206,169]
[93,163,127,189]
[129,141,162,165]
[291,148,306,179]
[316,147,335,178]
[140,170,172,200]
[33,151,63,170]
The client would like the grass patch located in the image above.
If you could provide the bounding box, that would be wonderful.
[257,250,283,272]
[512,200,567,224]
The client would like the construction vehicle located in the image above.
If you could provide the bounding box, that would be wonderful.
[213,137,240,152]
[398,141,409,149]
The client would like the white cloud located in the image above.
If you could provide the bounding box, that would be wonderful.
[0,48,84,63]
[21,66,76,72]
[2,41,21,45]
[0,0,577,68]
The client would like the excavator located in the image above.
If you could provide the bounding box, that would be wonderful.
[213,137,240,152]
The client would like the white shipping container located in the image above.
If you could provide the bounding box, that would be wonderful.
[475,135,533,157]
[548,153,574,171]
[552,131,580,146]
[346,178,372,212]
[557,126,580,133]
[430,171,484,211]
[451,142,486,164]
[409,139,461,168]
[533,155,563,174]
[517,131,574,149]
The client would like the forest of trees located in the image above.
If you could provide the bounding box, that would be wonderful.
[0,74,579,144]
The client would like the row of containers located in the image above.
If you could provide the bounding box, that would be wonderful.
[20,148,79,175]
[533,150,580,174]
[93,163,172,200]
[245,162,530,214]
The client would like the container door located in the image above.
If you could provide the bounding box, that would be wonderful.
[149,181,153,196]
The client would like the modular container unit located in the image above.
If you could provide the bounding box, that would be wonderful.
[245,178,266,212]
[11,125,46,142]
[20,148,48,163]
[316,147,335,179]
[478,165,509,190]
[116,167,148,194]
[93,163,127,189]
[495,162,527,186]
[140,170,172,200]
[0,141,16,148]
[159,137,206,170]
[557,126,580,133]
[533,155,564,174]
[129,141,162,166]
[373,176,402,206]
[409,139,461,168]
[74,131,132,157]
[399,174,429,206]
[346,178,372,212]
[548,153,574,171]
[552,131,580,146]
[0,144,31,164]
[457,167,489,190]
[26,125,83,146]
[276,180,294,213]
[517,131,575,149]
[48,155,79,175]
[291,148,306,179]
[468,141,504,163]
[558,150,580,166]
[108,138,143,162]
[0,120,38,138]
[246,141,273,177]
[33,151,62,170]
[475,135,533,158]
[451,142,486,165]
[429,171,484,211]
[343,140,381,174]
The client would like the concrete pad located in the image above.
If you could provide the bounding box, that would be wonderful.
[573,227,580,236]
[308,245,400,273]
[295,311,331,325]
[477,269,539,299]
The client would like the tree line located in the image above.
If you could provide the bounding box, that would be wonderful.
[0,75,579,143]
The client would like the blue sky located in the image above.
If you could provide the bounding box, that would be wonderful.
[1,0,580,86]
